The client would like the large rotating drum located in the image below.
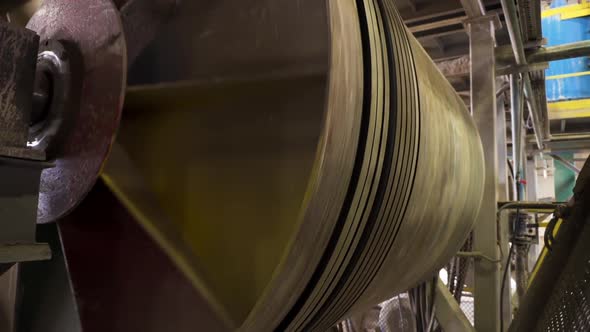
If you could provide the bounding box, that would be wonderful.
[100,0,485,330]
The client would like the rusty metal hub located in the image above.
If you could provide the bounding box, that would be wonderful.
[27,0,127,224]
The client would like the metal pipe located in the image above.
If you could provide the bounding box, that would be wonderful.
[523,78,544,150]
[517,78,527,200]
[497,201,564,211]
[510,74,522,183]
[528,40,590,64]
[500,0,544,150]
[500,0,526,64]
[548,133,590,141]
[527,133,590,152]
[496,40,590,64]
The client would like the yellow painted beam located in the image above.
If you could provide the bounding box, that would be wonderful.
[548,99,590,111]
[529,219,563,285]
[549,109,590,120]
[546,70,590,80]
[562,7,590,19]
[548,99,590,119]
[542,3,590,19]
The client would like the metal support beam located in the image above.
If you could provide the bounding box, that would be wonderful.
[496,62,548,77]
[438,32,590,69]
[436,56,548,78]
[434,279,476,332]
[460,0,486,17]
[510,74,524,184]
[469,15,502,332]
[409,16,464,33]
[524,156,541,277]
[0,244,51,264]
[497,93,510,203]
[16,224,82,332]
[497,40,590,65]
[529,40,590,63]
[497,83,512,331]
[500,0,545,150]
[527,133,590,152]
[524,157,538,202]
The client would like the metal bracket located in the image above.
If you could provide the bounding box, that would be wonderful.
[434,278,476,332]
[496,62,550,77]
[0,243,51,264]
[457,251,502,263]
[463,12,503,31]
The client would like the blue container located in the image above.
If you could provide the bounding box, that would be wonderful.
[542,0,590,101]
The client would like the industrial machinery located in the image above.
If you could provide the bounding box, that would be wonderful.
[1,0,590,331]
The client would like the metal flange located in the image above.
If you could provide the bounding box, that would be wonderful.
[27,0,127,223]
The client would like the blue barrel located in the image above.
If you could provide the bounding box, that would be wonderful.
[542,0,590,101]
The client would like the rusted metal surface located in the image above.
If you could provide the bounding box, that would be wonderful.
[0,22,38,148]
[120,0,180,65]
[57,182,230,332]
[27,0,127,224]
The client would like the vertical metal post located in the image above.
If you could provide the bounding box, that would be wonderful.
[0,265,18,332]
[525,156,538,202]
[497,94,510,203]
[496,92,512,329]
[469,15,502,332]
[525,156,540,270]
[510,74,522,186]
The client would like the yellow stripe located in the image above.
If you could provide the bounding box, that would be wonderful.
[526,209,559,214]
[549,109,590,120]
[528,219,563,285]
[548,99,590,119]
[563,8,590,19]
[546,71,590,80]
[542,3,590,18]
[548,99,590,111]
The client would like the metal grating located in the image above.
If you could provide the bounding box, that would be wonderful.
[517,0,542,42]
[509,158,590,332]
[460,294,475,325]
[534,217,590,332]
[378,294,416,332]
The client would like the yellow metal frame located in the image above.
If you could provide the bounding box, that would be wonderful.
[548,99,590,119]
[528,219,563,284]
[542,0,590,20]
